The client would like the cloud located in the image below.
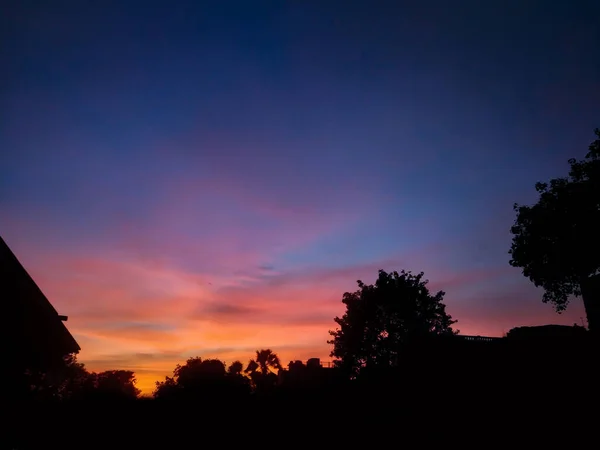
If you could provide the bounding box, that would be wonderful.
[33,256,209,323]
[79,323,181,346]
[200,302,265,319]
[91,171,376,280]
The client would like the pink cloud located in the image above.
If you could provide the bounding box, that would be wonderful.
[90,169,379,283]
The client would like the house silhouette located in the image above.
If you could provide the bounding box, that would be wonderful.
[1,236,79,396]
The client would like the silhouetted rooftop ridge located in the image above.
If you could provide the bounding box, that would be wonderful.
[1,235,80,356]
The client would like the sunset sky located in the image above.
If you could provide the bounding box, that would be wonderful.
[2,1,599,394]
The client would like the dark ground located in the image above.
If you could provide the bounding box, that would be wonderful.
[4,339,597,449]
[4,380,596,449]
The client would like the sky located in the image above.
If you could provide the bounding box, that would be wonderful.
[2,0,599,394]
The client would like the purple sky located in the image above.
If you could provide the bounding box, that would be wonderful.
[2,0,598,392]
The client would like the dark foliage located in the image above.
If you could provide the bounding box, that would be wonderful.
[244,348,282,393]
[6,329,596,449]
[5,354,141,403]
[328,269,457,376]
[509,128,600,331]
[154,356,251,400]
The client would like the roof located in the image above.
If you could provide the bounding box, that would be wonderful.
[1,236,80,362]
[505,324,589,341]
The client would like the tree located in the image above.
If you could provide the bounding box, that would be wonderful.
[57,354,95,400]
[226,360,252,395]
[227,360,244,376]
[254,349,282,375]
[94,370,141,400]
[49,356,141,401]
[174,357,227,388]
[328,269,458,376]
[509,128,600,333]
[244,349,282,392]
[12,353,92,401]
[154,357,250,399]
[153,375,179,399]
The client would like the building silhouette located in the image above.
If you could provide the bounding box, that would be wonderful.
[1,236,79,397]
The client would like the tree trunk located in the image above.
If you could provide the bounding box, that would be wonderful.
[580,273,600,337]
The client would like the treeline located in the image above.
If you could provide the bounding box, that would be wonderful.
[14,348,342,403]
[15,331,595,407]
[13,354,140,402]
[11,269,597,405]
[153,349,290,400]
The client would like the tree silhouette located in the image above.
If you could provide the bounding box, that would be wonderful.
[13,353,94,401]
[58,354,95,400]
[154,357,250,399]
[175,357,227,387]
[244,359,259,377]
[93,370,140,400]
[244,349,282,392]
[328,269,458,376]
[227,360,244,376]
[31,355,142,401]
[255,349,282,374]
[227,360,252,394]
[509,128,600,332]
[153,375,179,399]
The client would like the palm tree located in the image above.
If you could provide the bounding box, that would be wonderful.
[255,349,282,375]
[244,349,282,392]
[244,349,282,376]
[244,358,258,375]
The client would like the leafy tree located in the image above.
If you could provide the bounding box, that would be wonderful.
[154,357,250,399]
[509,129,600,332]
[227,360,244,376]
[328,269,458,376]
[175,357,227,388]
[226,360,252,394]
[94,370,141,400]
[153,375,179,399]
[57,354,95,400]
[27,355,142,401]
[6,352,141,402]
[11,353,91,401]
